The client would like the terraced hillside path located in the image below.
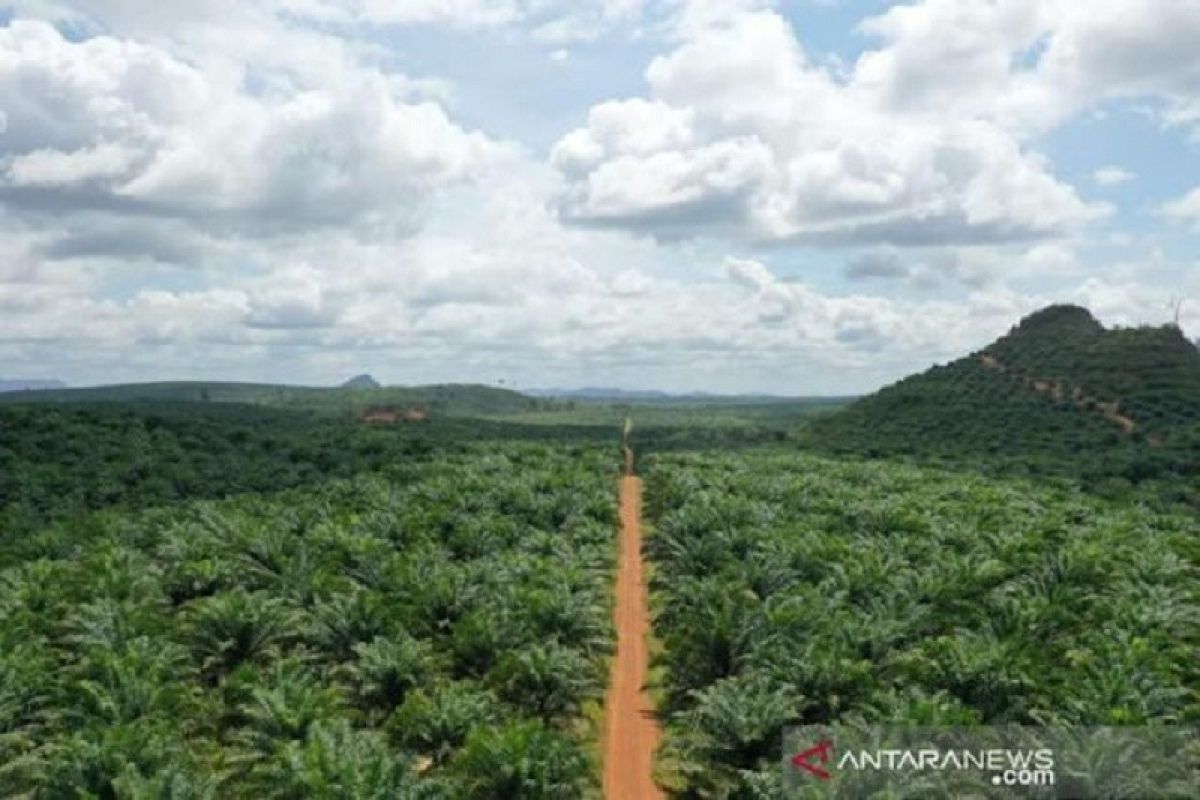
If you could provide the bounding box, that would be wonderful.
[978,352,1139,435]
[603,430,664,800]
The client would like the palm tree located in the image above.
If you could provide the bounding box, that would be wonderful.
[70,637,201,726]
[448,721,589,800]
[658,578,766,703]
[513,582,611,658]
[156,516,237,604]
[387,683,500,767]
[305,590,389,663]
[341,634,438,721]
[487,644,600,726]
[246,719,429,799]
[677,673,804,778]
[231,659,344,754]
[25,722,197,799]
[184,589,302,680]
[114,765,220,800]
[0,641,55,792]
[238,528,331,604]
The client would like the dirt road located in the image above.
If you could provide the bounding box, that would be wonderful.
[603,444,663,800]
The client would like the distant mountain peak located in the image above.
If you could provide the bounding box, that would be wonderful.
[341,374,380,389]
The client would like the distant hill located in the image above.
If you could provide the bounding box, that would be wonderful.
[341,374,381,389]
[809,305,1200,495]
[0,379,66,393]
[0,381,539,417]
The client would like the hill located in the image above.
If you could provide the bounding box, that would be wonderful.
[808,305,1200,500]
[983,305,1200,436]
[341,373,381,389]
[0,381,540,417]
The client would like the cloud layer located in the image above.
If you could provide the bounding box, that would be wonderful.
[0,1,1196,392]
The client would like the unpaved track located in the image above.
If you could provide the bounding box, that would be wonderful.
[978,353,1139,435]
[603,445,663,800]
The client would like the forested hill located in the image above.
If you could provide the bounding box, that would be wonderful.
[983,305,1200,436]
[0,381,539,417]
[808,305,1200,499]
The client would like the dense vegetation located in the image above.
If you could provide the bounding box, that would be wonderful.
[0,398,837,553]
[0,444,618,797]
[642,449,1199,798]
[0,402,620,551]
[809,306,1200,506]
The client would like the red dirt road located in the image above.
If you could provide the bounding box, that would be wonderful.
[603,450,663,800]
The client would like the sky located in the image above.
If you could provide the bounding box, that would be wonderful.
[0,0,1198,395]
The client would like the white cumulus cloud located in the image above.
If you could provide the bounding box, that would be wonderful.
[552,10,1106,246]
[0,20,511,237]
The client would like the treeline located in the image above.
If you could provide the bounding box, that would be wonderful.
[1,445,618,797]
[0,381,542,417]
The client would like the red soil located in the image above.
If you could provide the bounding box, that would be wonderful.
[602,449,663,800]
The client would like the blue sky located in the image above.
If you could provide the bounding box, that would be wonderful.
[0,1,1197,393]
